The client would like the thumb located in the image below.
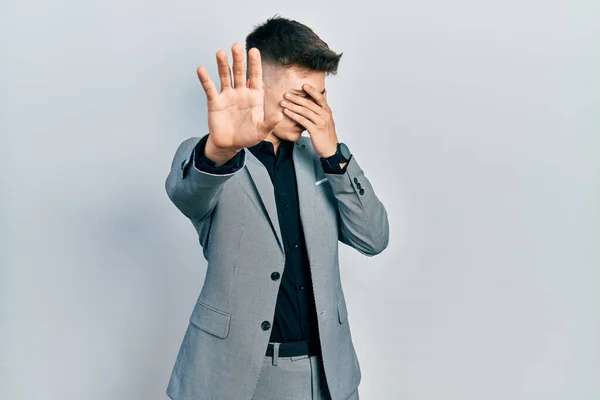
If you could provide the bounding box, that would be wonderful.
[259,111,283,134]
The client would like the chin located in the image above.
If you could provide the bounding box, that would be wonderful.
[276,128,303,141]
[290,130,304,141]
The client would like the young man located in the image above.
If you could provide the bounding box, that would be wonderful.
[165,15,389,400]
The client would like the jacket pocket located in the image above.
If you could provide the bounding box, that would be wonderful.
[337,299,348,324]
[189,299,232,339]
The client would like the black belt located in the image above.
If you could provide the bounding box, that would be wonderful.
[265,339,321,357]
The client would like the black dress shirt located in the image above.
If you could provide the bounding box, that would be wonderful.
[192,134,348,345]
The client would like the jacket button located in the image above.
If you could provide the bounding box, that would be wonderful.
[353,177,358,184]
[261,321,271,330]
[359,188,365,195]
[356,183,362,190]
[271,271,280,280]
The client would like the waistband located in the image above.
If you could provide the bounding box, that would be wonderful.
[265,339,321,358]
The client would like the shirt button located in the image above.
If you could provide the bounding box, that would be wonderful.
[303,326,309,331]
[271,271,280,280]
[261,321,271,330]
[293,243,298,249]
[284,204,290,208]
[299,285,304,290]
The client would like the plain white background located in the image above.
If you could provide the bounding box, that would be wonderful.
[2,1,599,399]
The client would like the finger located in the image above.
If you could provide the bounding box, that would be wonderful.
[231,43,246,89]
[281,100,320,126]
[247,47,263,90]
[283,93,322,117]
[197,66,219,101]
[216,50,232,92]
[283,108,315,131]
[302,84,327,108]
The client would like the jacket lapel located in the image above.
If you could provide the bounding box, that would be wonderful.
[239,137,316,255]
[242,149,283,252]
[292,138,318,238]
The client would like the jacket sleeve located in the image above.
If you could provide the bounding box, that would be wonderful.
[323,155,390,256]
[165,134,246,222]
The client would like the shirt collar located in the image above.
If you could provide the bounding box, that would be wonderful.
[248,139,294,157]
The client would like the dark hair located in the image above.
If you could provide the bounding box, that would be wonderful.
[245,14,343,80]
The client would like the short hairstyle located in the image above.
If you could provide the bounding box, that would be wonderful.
[245,14,343,83]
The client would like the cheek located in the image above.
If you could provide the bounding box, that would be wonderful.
[265,94,296,125]
[263,98,276,112]
[265,95,285,113]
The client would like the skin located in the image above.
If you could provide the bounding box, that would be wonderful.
[196,43,346,168]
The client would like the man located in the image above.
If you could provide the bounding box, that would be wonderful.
[165,15,389,400]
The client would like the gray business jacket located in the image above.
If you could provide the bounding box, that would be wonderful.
[165,135,389,400]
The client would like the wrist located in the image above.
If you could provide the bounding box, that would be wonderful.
[320,142,352,170]
[319,142,338,158]
[205,136,241,166]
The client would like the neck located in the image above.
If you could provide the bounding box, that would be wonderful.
[265,133,282,156]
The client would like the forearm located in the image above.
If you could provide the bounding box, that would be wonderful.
[165,136,246,221]
[325,156,389,255]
